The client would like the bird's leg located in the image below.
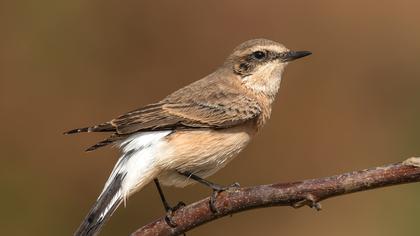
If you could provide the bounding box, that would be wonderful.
[177,171,240,213]
[153,178,186,227]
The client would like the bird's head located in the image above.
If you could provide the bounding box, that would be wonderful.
[225,38,311,100]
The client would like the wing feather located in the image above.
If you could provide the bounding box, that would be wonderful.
[111,94,261,134]
[64,75,262,151]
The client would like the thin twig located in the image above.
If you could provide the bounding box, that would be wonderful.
[131,157,420,236]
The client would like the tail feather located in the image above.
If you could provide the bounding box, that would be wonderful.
[74,173,125,236]
[64,122,115,135]
[85,134,125,152]
[74,131,170,235]
[65,127,90,135]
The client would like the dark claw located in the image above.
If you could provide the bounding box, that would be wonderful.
[164,201,186,228]
[173,201,186,211]
[209,182,240,213]
[176,171,240,215]
[164,214,178,228]
[209,190,220,213]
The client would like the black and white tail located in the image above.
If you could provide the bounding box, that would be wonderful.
[74,173,125,236]
[74,131,171,236]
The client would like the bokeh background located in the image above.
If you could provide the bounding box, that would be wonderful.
[1,1,420,235]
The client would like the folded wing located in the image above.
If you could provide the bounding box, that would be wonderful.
[112,93,261,134]
[65,91,261,151]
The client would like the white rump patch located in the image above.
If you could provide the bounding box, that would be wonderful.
[100,131,171,203]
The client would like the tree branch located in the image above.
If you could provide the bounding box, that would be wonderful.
[131,157,420,236]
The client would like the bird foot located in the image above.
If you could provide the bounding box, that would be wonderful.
[164,201,186,227]
[209,182,240,213]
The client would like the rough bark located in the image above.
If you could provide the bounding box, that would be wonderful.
[131,157,420,236]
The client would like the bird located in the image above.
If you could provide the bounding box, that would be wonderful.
[65,38,311,236]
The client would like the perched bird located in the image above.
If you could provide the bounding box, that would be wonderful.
[65,38,311,236]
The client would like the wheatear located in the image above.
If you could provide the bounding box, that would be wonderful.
[65,38,311,236]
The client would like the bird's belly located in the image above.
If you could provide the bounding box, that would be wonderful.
[157,125,255,187]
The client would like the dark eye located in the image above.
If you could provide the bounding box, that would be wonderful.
[252,51,266,60]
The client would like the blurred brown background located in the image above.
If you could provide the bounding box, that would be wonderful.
[1,1,420,235]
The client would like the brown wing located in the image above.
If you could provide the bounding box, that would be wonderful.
[64,73,261,151]
[111,94,261,134]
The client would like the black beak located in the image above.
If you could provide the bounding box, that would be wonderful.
[280,50,312,62]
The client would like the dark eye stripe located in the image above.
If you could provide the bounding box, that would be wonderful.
[233,50,276,76]
[252,51,266,60]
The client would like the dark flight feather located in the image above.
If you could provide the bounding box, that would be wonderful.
[64,122,115,135]
[64,69,262,151]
